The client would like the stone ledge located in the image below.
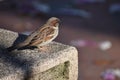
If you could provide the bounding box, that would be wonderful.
[0,28,78,80]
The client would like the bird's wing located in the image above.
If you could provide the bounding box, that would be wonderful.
[7,25,45,51]
[13,29,40,48]
[29,25,55,46]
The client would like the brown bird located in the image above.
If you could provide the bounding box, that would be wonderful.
[7,17,60,51]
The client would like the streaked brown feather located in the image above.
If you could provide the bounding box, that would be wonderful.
[45,36,54,41]
[29,39,43,46]
[46,28,54,35]
[28,25,55,46]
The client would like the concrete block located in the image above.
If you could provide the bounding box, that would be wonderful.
[0,28,78,80]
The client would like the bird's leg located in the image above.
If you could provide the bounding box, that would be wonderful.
[37,46,49,52]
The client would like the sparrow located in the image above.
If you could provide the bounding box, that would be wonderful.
[7,17,60,51]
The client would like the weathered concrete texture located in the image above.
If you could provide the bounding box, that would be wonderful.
[0,50,24,80]
[0,29,18,48]
[0,28,78,80]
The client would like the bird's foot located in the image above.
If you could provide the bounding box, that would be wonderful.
[38,46,50,52]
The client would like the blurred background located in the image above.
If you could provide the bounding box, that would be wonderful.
[0,0,120,80]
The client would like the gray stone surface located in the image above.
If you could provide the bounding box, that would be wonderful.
[0,28,78,80]
[0,54,24,80]
[0,29,18,48]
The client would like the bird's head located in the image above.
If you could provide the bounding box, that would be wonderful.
[47,17,60,27]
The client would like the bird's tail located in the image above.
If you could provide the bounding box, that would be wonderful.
[7,45,18,52]
[7,42,28,52]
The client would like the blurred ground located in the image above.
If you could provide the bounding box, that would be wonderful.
[0,1,120,80]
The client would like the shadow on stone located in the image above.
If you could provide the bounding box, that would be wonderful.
[11,34,27,46]
[0,33,34,80]
[0,49,34,80]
